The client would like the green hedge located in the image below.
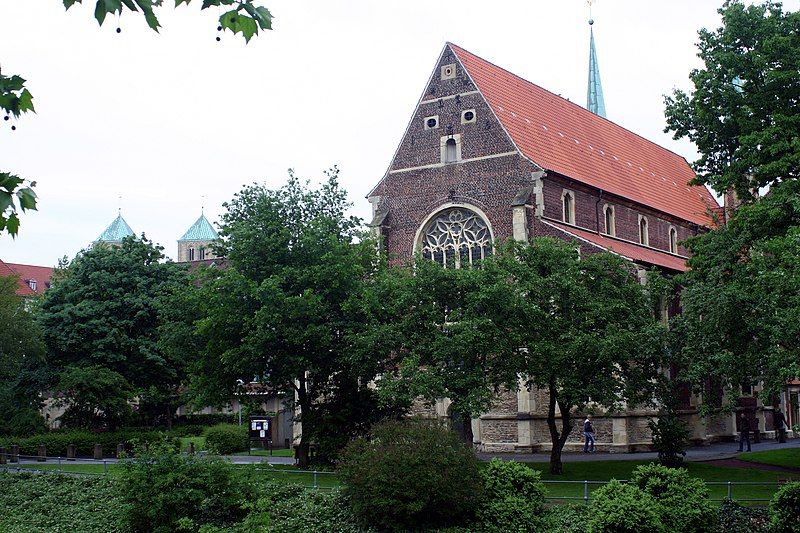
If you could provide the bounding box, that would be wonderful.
[0,429,177,458]
[204,424,248,455]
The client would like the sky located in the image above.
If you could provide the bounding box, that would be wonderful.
[2,0,797,266]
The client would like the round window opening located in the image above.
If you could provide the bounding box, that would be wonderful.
[426,118,438,128]
[463,111,475,121]
[420,207,492,268]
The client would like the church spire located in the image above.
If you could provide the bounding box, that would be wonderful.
[586,5,607,118]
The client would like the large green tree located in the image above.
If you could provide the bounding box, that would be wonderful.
[672,179,800,403]
[180,170,385,466]
[37,236,188,429]
[494,239,666,474]
[664,0,800,200]
[0,275,47,435]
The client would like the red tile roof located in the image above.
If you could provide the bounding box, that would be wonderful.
[542,220,689,272]
[450,43,719,227]
[0,260,55,296]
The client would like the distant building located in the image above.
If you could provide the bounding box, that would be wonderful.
[0,259,53,296]
[95,212,135,245]
[177,212,219,263]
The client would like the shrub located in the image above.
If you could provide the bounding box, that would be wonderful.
[240,482,368,533]
[542,504,588,533]
[337,418,483,531]
[0,428,176,457]
[770,481,800,533]
[477,459,547,532]
[630,463,716,532]
[717,499,770,533]
[588,480,663,533]
[647,408,689,467]
[204,423,248,455]
[118,446,250,533]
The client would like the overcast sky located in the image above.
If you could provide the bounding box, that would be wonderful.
[3,0,797,266]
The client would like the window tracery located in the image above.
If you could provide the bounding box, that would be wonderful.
[420,208,492,268]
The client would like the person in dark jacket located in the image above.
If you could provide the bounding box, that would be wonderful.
[738,412,752,452]
[583,415,596,453]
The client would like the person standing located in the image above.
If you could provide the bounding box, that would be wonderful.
[775,409,788,444]
[738,412,752,452]
[583,414,596,453]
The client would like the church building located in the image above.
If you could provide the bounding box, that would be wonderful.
[367,40,730,452]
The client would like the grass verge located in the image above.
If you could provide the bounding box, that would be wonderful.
[738,448,800,470]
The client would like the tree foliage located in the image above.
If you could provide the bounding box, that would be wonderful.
[673,179,800,402]
[37,237,189,429]
[664,1,800,199]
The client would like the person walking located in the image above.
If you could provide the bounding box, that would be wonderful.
[583,414,596,453]
[738,412,752,452]
[775,409,788,444]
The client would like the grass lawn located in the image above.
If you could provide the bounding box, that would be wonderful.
[178,435,206,452]
[0,463,117,475]
[234,447,294,457]
[738,448,800,470]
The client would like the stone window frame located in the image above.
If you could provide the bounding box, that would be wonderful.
[441,63,457,80]
[188,247,195,261]
[561,189,575,225]
[668,226,678,254]
[603,203,615,236]
[440,134,462,164]
[638,215,649,246]
[461,109,477,124]
[412,202,495,269]
[424,115,439,130]
[199,247,206,260]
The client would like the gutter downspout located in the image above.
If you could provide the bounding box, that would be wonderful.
[595,189,604,234]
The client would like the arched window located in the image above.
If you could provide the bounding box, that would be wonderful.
[669,227,678,254]
[420,207,492,268]
[603,204,615,236]
[188,247,195,261]
[199,247,206,260]
[444,138,458,163]
[562,191,574,224]
[639,216,649,246]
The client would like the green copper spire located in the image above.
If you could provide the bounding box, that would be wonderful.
[97,213,135,243]
[179,213,218,242]
[587,19,607,118]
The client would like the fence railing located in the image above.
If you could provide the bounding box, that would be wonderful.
[2,457,791,505]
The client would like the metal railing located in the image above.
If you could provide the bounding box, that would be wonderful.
[0,455,113,476]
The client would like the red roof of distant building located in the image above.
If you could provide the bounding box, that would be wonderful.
[543,220,689,272]
[449,43,719,227]
[0,260,55,296]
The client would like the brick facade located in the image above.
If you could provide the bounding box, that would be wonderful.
[370,43,730,451]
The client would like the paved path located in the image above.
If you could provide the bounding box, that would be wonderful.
[477,437,800,464]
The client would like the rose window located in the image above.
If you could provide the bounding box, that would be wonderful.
[420,208,492,268]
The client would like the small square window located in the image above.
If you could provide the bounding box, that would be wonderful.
[441,64,456,80]
[461,109,476,124]
[424,115,439,130]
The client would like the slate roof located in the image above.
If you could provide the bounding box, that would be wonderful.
[449,43,719,227]
[97,214,135,243]
[179,214,218,242]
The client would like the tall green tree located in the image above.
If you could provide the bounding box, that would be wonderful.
[664,0,800,200]
[0,275,47,435]
[37,236,188,429]
[672,179,800,403]
[494,239,666,474]
[182,170,384,466]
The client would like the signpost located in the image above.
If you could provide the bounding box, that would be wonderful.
[248,415,273,456]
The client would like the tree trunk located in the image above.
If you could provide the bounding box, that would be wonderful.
[295,376,312,468]
[545,380,573,475]
[165,401,173,431]
[462,412,474,448]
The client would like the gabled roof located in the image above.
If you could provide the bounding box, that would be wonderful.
[448,43,718,227]
[542,220,689,272]
[179,214,218,242]
[0,259,55,296]
[97,214,135,243]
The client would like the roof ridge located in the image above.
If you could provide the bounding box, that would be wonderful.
[447,42,700,167]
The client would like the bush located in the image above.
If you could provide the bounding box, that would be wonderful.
[0,428,177,457]
[204,423,248,455]
[240,482,368,533]
[118,446,250,533]
[647,408,689,467]
[717,499,770,533]
[542,504,588,533]
[337,418,483,531]
[770,481,800,533]
[588,480,663,533]
[477,459,547,532]
[630,463,716,532]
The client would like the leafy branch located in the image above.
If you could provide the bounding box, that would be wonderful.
[0,173,38,237]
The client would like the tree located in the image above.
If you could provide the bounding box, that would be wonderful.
[493,239,666,474]
[372,259,520,446]
[0,275,47,435]
[664,1,800,200]
[182,170,384,466]
[0,0,273,236]
[37,236,189,429]
[672,179,800,404]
